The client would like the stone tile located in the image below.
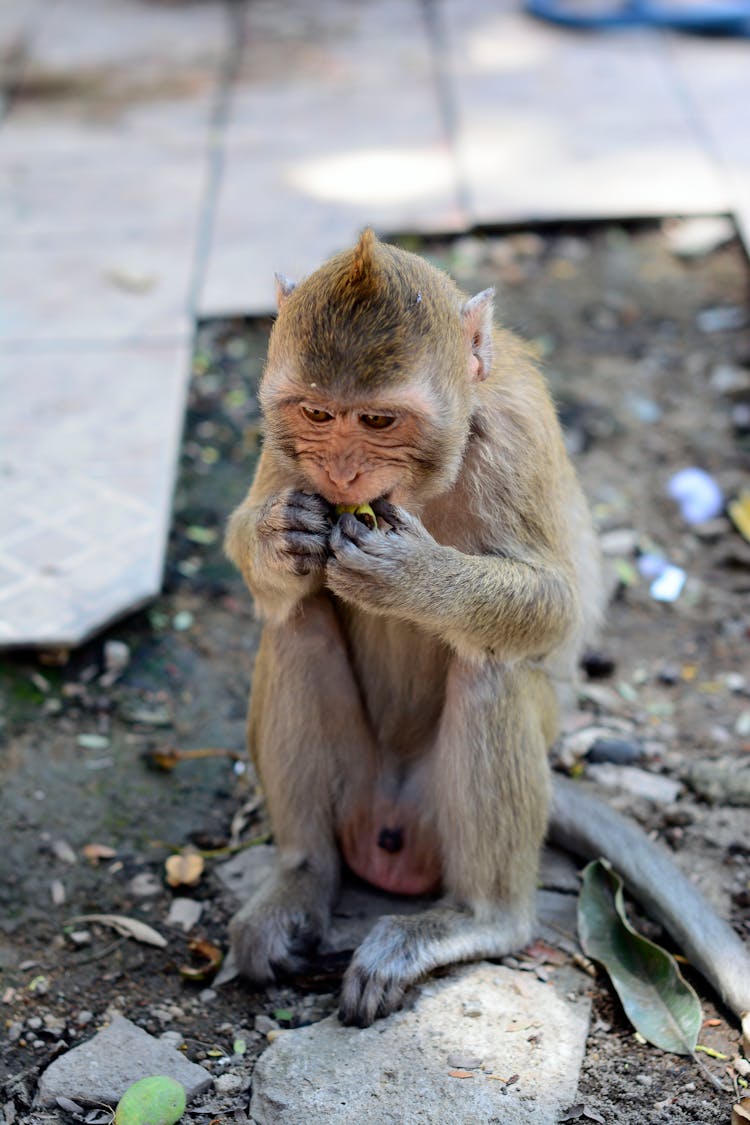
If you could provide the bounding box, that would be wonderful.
[21,0,229,73]
[666,35,750,249]
[444,1,730,224]
[0,148,210,242]
[1,236,195,343]
[199,0,464,316]
[0,343,190,647]
[250,963,591,1125]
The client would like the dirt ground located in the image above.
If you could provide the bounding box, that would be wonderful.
[2,221,750,1124]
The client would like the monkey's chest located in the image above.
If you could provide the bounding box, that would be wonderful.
[341,606,450,757]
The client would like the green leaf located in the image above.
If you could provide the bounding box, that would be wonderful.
[578,859,702,1055]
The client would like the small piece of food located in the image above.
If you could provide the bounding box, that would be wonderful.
[335,502,377,530]
[114,1075,186,1125]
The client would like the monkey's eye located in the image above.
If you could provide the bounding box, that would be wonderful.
[359,414,395,430]
[301,406,334,424]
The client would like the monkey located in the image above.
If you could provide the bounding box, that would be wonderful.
[225,229,750,1033]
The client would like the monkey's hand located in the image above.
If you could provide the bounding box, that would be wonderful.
[327,501,436,614]
[229,868,330,983]
[256,489,331,577]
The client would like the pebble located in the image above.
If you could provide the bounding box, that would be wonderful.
[586,738,642,765]
[129,872,161,897]
[664,216,735,259]
[446,1053,483,1069]
[696,306,747,334]
[160,1030,184,1049]
[103,639,130,674]
[166,897,203,932]
[599,528,638,557]
[709,364,750,395]
[255,1014,279,1035]
[199,988,217,1004]
[585,764,682,804]
[7,1021,22,1042]
[214,1072,245,1096]
[76,1010,94,1026]
[27,1016,43,1030]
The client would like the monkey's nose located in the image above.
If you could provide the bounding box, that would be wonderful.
[326,463,359,488]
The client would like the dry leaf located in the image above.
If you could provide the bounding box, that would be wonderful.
[82,843,117,864]
[165,851,204,888]
[448,1069,474,1079]
[179,938,223,981]
[729,492,750,543]
[732,1097,750,1125]
[70,914,167,948]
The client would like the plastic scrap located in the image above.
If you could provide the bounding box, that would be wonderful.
[667,468,723,524]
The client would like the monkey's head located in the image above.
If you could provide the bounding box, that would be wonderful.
[260,229,495,508]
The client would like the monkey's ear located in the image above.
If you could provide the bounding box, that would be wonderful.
[461,288,495,382]
[275,273,296,311]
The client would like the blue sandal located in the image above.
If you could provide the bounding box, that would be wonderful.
[524,0,750,34]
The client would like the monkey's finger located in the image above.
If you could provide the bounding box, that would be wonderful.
[336,511,372,546]
[329,521,370,565]
[371,498,412,532]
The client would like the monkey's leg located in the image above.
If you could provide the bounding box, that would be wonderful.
[339,661,553,1026]
[230,595,372,983]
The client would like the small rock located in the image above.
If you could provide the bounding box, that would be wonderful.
[461,1000,483,1018]
[586,739,642,765]
[696,306,747,334]
[166,897,203,933]
[734,1057,750,1078]
[688,761,750,806]
[599,528,638,557]
[8,1021,23,1042]
[52,840,77,865]
[709,364,750,395]
[736,711,750,737]
[664,216,734,259]
[129,872,162,897]
[732,401,750,434]
[36,1014,211,1107]
[580,651,616,680]
[68,930,92,947]
[103,640,130,675]
[198,989,217,1004]
[76,1010,94,1026]
[160,1031,184,1049]
[214,1072,244,1096]
[27,1016,43,1030]
[586,764,681,804]
[255,1015,279,1036]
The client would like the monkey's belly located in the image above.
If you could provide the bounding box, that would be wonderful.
[338,798,442,896]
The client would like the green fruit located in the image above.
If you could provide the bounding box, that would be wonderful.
[335,502,377,531]
[114,1075,186,1125]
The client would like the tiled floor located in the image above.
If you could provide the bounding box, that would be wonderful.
[1,0,749,648]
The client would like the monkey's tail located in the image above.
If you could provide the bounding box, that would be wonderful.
[549,775,750,1029]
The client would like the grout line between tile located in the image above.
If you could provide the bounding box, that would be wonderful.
[420,0,471,219]
[186,0,247,319]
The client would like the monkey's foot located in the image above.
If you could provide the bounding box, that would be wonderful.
[338,913,434,1026]
[229,895,327,983]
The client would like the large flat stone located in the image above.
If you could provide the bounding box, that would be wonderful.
[36,1013,212,1108]
[199,0,464,316]
[0,343,190,647]
[250,962,591,1124]
[443,0,730,225]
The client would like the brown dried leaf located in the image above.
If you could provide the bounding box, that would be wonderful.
[165,851,204,888]
[732,1097,750,1125]
[448,1069,474,1079]
[179,938,223,981]
[82,843,117,864]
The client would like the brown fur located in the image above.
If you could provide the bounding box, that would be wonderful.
[225,230,603,1026]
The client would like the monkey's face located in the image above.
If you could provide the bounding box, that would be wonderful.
[266,383,461,508]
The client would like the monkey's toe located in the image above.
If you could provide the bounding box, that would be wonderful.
[338,964,407,1027]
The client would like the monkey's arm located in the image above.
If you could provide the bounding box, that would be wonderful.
[225,450,330,623]
[551,776,750,1031]
[328,505,578,662]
